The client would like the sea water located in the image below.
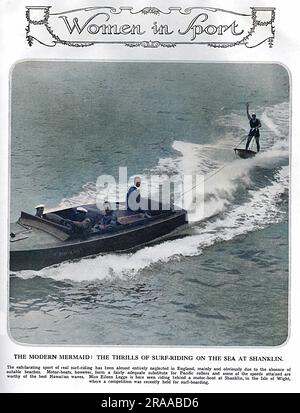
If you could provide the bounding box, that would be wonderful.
[9,62,289,345]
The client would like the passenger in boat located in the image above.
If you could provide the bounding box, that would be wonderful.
[98,201,119,229]
[126,177,151,218]
[73,206,88,221]
[245,103,261,152]
[65,207,92,236]
[126,176,142,212]
[35,204,45,218]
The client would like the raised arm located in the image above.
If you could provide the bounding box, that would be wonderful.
[246,102,251,121]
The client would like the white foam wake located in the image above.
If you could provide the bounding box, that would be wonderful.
[50,103,288,218]
[15,166,288,283]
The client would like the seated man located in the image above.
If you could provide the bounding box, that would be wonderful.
[65,207,92,236]
[97,201,119,230]
[35,204,45,218]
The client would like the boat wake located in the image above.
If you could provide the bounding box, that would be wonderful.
[13,102,289,282]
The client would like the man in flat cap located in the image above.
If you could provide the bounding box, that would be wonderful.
[35,204,45,218]
[66,207,92,236]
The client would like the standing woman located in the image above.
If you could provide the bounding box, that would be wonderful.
[245,103,262,152]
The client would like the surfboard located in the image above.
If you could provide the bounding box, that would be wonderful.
[234,148,256,159]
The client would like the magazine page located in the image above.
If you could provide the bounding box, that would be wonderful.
[0,0,299,396]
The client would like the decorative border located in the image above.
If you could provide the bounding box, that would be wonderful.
[25,6,276,48]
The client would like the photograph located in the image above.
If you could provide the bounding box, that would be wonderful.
[9,61,289,346]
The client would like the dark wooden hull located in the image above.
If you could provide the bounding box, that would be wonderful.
[10,211,187,271]
[234,148,256,159]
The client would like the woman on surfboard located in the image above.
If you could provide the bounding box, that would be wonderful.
[245,103,261,152]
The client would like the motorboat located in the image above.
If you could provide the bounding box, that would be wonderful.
[10,200,187,271]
